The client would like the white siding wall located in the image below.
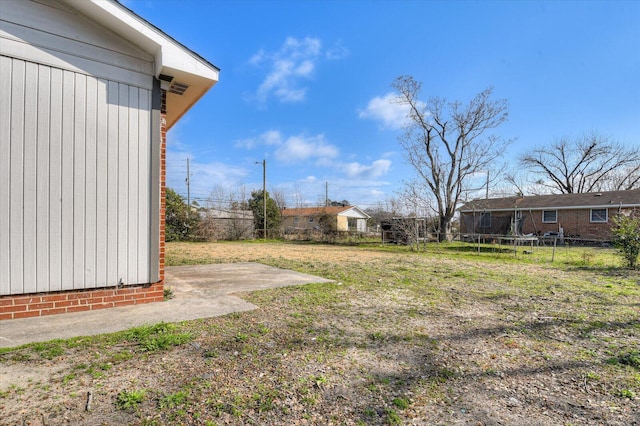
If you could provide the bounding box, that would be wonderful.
[0,56,153,295]
[0,0,154,90]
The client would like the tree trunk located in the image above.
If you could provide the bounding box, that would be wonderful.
[438,216,453,242]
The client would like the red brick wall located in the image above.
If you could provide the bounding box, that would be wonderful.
[159,88,167,283]
[0,89,168,321]
[520,208,615,239]
[461,207,627,240]
[0,283,165,320]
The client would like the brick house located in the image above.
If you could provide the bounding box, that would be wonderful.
[459,189,640,241]
[0,0,218,320]
[281,206,371,234]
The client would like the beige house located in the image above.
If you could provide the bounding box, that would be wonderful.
[282,206,371,233]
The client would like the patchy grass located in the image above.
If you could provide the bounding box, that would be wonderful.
[1,241,638,425]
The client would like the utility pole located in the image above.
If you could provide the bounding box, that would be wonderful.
[262,159,266,238]
[256,159,266,238]
[186,157,191,216]
[485,170,489,200]
[325,182,328,207]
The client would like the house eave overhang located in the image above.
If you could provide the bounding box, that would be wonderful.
[63,0,219,130]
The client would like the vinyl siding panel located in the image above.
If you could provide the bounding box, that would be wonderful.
[128,87,140,282]
[0,57,12,290]
[0,0,154,89]
[60,69,75,291]
[106,80,120,287]
[73,73,86,289]
[48,67,63,292]
[117,83,130,284]
[137,93,151,283]
[0,57,154,296]
[23,61,38,293]
[36,64,51,293]
[85,76,98,287]
[9,58,25,294]
[95,78,109,286]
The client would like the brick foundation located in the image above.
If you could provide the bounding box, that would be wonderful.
[0,283,165,321]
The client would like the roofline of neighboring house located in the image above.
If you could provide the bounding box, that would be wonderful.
[63,0,219,129]
[281,206,371,219]
[460,202,640,213]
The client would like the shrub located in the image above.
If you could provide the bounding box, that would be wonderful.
[611,214,640,269]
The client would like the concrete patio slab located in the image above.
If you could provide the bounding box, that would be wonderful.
[0,263,332,348]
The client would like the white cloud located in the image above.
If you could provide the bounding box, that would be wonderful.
[249,36,347,104]
[358,93,414,130]
[326,40,350,60]
[234,137,258,150]
[250,37,321,104]
[234,130,284,149]
[274,134,339,163]
[248,49,265,66]
[166,150,249,201]
[262,130,283,145]
[342,159,391,179]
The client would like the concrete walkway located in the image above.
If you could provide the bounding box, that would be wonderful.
[0,263,332,348]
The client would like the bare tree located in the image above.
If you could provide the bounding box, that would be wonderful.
[503,172,549,196]
[393,75,512,241]
[200,185,251,240]
[519,133,640,194]
[600,164,640,191]
[293,183,305,208]
[207,185,228,210]
[271,187,287,210]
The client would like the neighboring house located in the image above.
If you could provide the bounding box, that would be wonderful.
[0,0,218,320]
[199,209,254,241]
[459,189,640,241]
[281,206,371,233]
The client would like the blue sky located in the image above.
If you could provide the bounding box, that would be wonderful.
[123,0,640,209]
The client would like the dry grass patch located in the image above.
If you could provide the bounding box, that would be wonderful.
[1,241,638,425]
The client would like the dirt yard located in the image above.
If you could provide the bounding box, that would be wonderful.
[1,242,638,425]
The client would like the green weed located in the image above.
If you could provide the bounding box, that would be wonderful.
[234,332,249,342]
[123,322,193,352]
[617,389,636,399]
[607,349,640,370]
[392,397,410,409]
[116,389,146,410]
[32,341,65,360]
[159,390,189,409]
[384,408,402,425]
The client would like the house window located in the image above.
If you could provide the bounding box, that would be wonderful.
[542,210,557,223]
[309,217,314,223]
[480,212,491,228]
[590,209,608,223]
[293,217,299,224]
